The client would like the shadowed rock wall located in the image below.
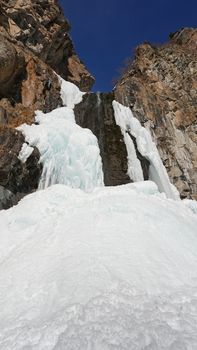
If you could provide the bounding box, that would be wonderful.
[75,92,130,186]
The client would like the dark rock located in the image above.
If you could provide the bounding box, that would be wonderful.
[75,92,131,186]
[0,106,8,125]
[0,127,42,209]
[0,36,26,101]
[127,132,150,180]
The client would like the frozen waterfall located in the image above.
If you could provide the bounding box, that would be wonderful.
[17,76,178,198]
[2,75,197,350]
[18,79,104,191]
[113,100,179,200]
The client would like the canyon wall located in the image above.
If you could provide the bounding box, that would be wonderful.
[0,0,94,208]
[115,28,197,199]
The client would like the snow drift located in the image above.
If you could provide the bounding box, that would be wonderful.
[3,77,197,349]
[0,182,197,349]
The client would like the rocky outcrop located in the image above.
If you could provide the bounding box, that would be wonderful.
[115,28,197,199]
[0,1,196,208]
[0,35,62,126]
[0,0,94,209]
[0,0,94,91]
[0,127,42,209]
[75,92,130,186]
[0,33,62,208]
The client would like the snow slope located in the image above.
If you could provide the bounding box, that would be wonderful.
[0,182,197,349]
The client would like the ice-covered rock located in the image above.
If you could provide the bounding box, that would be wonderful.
[18,107,104,191]
[113,100,179,200]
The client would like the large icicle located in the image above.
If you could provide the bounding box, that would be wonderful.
[18,79,104,191]
[113,100,178,200]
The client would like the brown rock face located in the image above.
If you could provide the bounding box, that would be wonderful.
[0,35,62,127]
[115,28,197,199]
[0,0,94,91]
[0,33,62,209]
[0,0,94,209]
[0,127,42,209]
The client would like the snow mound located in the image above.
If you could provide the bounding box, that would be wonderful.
[113,101,179,200]
[183,198,197,214]
[18,107,103,190]
[0,182,197,349]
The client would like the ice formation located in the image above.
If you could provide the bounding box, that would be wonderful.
[3,74,197,349]
[18,79,103,191]
[58,75,85,108]
[0,182,197,349]
[18,142,34,163]
[113,100,178,200]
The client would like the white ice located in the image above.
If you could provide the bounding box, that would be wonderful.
[18,107,103,191]
[18,142,34,163]
[113,101,178,200]
[0,182,197,349]
[58,75,85,108]
[17,78,103,191]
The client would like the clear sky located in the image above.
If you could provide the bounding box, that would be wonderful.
[59,0,196,92]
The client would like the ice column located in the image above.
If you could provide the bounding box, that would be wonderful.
[113,100,178,200]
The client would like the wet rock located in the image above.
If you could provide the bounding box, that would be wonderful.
[75,92,131,186]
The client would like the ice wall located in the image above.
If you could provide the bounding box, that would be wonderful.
[113,100,179,200]
[18,80,104,191]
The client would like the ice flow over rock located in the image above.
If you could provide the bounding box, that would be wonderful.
[18,79,104,191]
[113,101,178,200]
[1,71,197,350]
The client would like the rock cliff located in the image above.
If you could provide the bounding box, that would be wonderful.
[0,0,94,208]
[115,28,197,199]
[75,92,130,186]
[0,0,196,208]
[0,0,94,91]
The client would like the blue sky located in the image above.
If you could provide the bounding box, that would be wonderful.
[59,0,196,92]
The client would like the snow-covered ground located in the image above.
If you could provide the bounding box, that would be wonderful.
[0,182,197,349]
